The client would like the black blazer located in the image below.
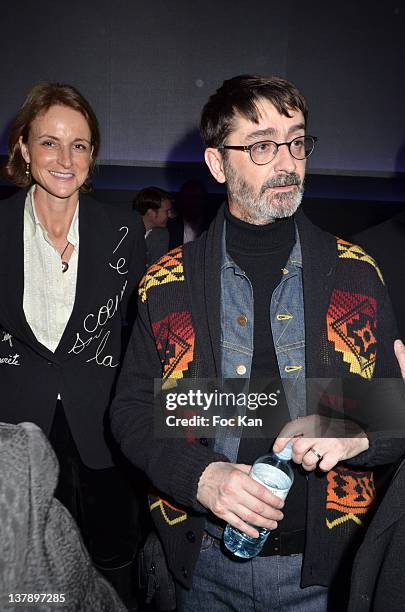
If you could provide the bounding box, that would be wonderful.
[0,190,145,468]
[348,456,405,611]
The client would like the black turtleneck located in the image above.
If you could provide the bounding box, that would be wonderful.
[225,205,294,386]
[225,206,306,553]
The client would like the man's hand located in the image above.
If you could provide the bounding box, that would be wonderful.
[273,414,369,472]
[196,461,284,538]
[394,339,405,379]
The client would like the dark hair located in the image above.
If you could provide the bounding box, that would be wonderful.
[200,75,308,148]
[133,186,172,216]
[3,82,100,192]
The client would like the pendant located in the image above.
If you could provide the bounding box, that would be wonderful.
[62,261,69,273]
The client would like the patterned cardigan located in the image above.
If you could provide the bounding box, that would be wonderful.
[111,206,404,589]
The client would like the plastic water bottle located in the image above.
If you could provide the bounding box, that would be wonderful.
[223,443,294,558]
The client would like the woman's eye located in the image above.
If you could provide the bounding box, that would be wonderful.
[74,143,87,151]
[41,140,55,147]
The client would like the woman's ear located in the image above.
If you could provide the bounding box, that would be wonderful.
[19,136,31,164]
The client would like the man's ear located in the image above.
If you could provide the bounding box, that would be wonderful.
[144,208,156,222]
[204,148,226,184]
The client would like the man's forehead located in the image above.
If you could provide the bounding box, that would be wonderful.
[231,99,305,138]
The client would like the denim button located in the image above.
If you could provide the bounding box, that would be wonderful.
[186,530,196,543]
[237,315,248,326]
[236,364,246,375]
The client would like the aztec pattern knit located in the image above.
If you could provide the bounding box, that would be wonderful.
[140,239,380,528]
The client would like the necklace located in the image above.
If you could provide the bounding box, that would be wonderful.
[61,242,70,273]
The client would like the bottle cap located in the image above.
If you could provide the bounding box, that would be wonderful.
[274,441,293,461]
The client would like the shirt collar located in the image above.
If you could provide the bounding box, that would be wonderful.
[221,220,242,273]
[287,226,302,268]
[24,186,39,237]
[67,202,79,247]
[24,185,79,247]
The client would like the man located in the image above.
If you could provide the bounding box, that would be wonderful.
[134,186,173,264]
[112,76,404,611]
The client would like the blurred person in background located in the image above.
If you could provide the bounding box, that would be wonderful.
[133,185,173,265]
[168,179,213,247]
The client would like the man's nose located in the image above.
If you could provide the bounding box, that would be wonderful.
[272,143,297,173]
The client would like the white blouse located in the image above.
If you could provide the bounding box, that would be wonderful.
[23,187,79,353]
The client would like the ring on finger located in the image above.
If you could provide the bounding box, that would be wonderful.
[308,447,323,462]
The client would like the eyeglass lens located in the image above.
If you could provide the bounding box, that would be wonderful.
[251,136,315,164]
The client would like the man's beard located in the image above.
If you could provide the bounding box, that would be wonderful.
[224,158,304,225]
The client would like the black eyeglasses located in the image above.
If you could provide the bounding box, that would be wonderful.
[217,135,317,165]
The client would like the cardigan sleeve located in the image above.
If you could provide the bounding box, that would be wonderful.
[345,288,405,467]
[110,295,228,510]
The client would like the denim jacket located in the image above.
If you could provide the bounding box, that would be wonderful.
[215,221,306,463]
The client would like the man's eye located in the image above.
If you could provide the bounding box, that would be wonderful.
[254,142,272,153]
[292,138,304,148]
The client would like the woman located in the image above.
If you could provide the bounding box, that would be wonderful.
[0,83,145,603]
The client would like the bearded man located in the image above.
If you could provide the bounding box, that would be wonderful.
[111,75,404,611]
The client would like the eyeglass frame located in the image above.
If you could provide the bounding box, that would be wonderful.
[217,135,318,165]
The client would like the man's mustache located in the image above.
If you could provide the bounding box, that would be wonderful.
[261,173,302,192]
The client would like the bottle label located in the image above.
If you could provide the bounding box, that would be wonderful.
[250,464,292,501]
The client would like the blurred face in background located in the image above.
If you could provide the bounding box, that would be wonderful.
[145,197,172,229]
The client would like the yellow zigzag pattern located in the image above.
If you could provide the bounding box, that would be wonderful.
[337,239,384,285]
[150,498,188,526]
[326,513,364,529]
[139,248,184,303]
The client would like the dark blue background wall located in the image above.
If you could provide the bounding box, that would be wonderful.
[1,0,404,233]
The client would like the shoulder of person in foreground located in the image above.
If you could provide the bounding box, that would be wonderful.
[0,421,126,612]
